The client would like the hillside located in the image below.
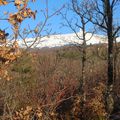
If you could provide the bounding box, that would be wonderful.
[0,43,120,119]
[18,31,120,48]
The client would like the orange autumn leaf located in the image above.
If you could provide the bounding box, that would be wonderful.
[0,0,8,5]
[14,0,23,6]
[0,0,36,82]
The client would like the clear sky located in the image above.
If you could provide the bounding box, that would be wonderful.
[0,0,72,37]
[0,0,120,38]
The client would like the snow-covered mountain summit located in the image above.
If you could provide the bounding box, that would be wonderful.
[18,30,120,48]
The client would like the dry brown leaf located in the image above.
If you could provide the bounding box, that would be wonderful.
[0,0,8,5]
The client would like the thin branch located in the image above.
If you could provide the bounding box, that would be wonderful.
[113,26,120,37]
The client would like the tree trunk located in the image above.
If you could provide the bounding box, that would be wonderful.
[81,47,86,102]
[107,30,113,87]
[105,0,114,116]
[79,19,87,102]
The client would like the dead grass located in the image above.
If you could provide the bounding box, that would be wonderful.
[0,44,120,119]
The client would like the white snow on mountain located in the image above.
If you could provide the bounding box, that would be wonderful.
[18,30,120,48]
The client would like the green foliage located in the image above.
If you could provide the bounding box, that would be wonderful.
[57,49,81,59]
[11,53,33,74]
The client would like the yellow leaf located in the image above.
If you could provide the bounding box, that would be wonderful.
[37,112,43,118]
[0,0,8,5]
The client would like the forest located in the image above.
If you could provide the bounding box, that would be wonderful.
[0,0,120,120]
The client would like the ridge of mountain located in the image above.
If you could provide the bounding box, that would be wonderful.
[18,31,120,48]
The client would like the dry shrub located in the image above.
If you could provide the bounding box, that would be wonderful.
[83,83,107,120]
[8,83,107,120]
[0,46,120,120]
[65,83,107,120]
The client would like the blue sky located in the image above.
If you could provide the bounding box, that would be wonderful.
[0,0,72,37]
[0,0,120,38]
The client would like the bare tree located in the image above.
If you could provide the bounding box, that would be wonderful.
[60,0,95,109]
[18,0,64,49]
[78,0,120,116]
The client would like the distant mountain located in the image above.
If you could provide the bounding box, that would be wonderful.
[18,31,120,48]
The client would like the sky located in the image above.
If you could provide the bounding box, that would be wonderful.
[0,0,72,37]
[0,0,120,38]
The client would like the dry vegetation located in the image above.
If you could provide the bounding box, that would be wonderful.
[0,0,120,119]
[0,44,120,120]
